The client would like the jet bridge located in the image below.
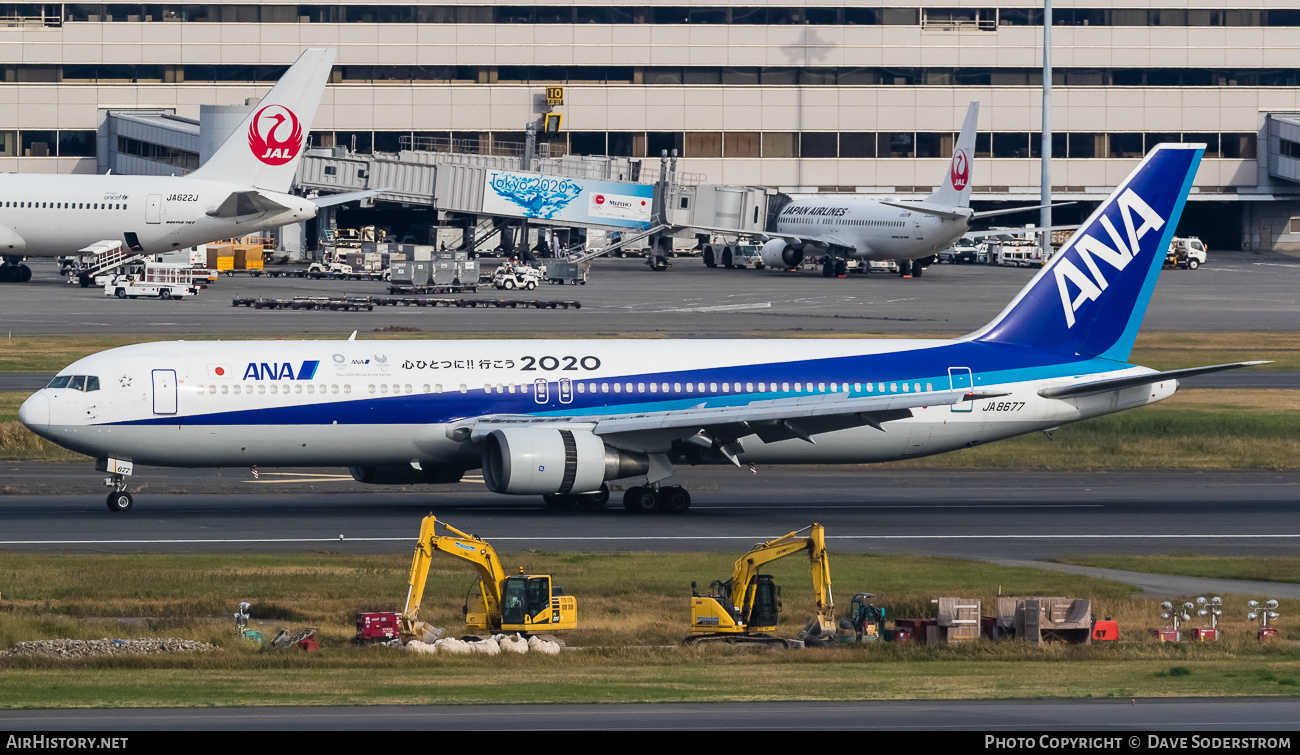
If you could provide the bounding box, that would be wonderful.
[295,142,773,258]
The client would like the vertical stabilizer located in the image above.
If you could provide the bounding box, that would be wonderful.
[189,48,336,193]
[971,144,1204,362]
[925,101,979,208]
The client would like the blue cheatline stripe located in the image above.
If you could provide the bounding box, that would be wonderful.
[104,340,1131,428]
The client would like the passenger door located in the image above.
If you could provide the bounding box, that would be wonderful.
[146,194,162,224]
[151,369,177,415]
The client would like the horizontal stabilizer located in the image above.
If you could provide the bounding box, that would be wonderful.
[1038,361,1270,399]
[963,224,1079,240]
[311,189,388,208]
[206,191,294,218]
[972,202,1074,220]
[876,200,969,220]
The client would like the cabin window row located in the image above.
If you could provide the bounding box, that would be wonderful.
[2,200,127,210]
[195,380,939,397]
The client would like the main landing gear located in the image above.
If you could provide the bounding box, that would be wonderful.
[821,256,848,278]
[622,484,691,514]
[104,473,133,512]
[0,257,32,283]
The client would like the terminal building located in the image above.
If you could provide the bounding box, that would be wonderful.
[2,2,1300,251]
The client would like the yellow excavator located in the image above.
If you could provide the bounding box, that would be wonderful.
[685,523,835,648]
[398,515,577,642]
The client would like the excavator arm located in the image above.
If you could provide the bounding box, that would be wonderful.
[400,515,510,637]
[727,523,833,627]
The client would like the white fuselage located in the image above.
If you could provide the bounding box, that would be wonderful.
[0,174,316,258]
[775,196,972,261]
[20,338,1173,476]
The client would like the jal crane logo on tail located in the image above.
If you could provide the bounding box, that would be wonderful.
[950,149,970,191]
[247,105,304,166]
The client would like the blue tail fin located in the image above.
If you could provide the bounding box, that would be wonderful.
[972,143,1203,362]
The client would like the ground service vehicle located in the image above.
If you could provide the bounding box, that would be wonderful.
[105,262,200,300]
[492,264,542,290]
[703,242,765,270]
[686,523,834,648]
[940,242,979,264]
[399,515,577,641]
[1166,236,1207,269]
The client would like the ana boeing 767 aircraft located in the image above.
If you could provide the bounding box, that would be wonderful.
[0,47,374,283]
[20,143,1261,513]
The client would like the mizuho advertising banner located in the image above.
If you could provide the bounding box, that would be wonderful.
[481,170,654,229]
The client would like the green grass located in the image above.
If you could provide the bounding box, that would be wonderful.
[889,393,1300,470]
[1053,555,1300,586]
[2,552,1300,707]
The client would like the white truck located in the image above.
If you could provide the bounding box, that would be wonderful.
[703,242,766,270]
[105,262,200,300]
[1166,237,1207,270]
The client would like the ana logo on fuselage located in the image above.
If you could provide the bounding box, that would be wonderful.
[1053,188,1164,328]
[242,361,320,380]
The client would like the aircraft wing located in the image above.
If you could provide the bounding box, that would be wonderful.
[963,224,1079,240]
[205,190,295,218]
[456,388,1003,463]
[1037,361,1269,399]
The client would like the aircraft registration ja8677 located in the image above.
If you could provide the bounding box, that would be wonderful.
[21,144,1263,513]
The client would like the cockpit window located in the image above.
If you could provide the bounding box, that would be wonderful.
[45,375,99,391]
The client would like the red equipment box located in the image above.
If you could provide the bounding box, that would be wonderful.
[1155,629,1180,643]
[1092,620,1119,642]
[1189,627,1218,642]
[356,611,401,642]
[1259,627,1279,643]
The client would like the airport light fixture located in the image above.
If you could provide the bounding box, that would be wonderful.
[1247,599,1281,642]
[1195,596,1223,629]
[1157,600,1191,641]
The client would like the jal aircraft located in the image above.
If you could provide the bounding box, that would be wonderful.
[0,48,372,283]
[751,102,1065,278]
[21,144,1261,513]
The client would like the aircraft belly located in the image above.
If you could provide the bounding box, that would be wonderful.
[64,424,448,468]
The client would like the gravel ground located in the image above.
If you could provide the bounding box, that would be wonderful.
[3,638,216,658]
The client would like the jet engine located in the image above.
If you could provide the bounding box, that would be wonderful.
[349,463,464,485]
[481,427,649,495]
[761,238,804,269]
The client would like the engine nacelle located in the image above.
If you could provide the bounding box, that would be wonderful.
[481,427,649,495]
[761,238,803,269]
[349,464,464,485]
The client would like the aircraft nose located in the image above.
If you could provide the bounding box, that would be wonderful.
[18,392,49,429]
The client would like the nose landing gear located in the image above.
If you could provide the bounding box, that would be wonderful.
[104,474,133,512]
